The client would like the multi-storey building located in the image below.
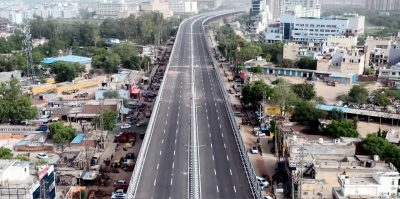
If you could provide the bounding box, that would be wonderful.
[195,0,223,9]
[282,4,320,18]
[326,35,357,50]
[342,13,365,35]
[170,1,198,14]
[317,47,365,74]
[0,11,23,24]
[366,0,400,11]
[140,0,172,19]
[246,0,272,34]
[97,0,127,19]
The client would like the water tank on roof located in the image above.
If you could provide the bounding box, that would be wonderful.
[318,138,324,144]
[373,155,379,161]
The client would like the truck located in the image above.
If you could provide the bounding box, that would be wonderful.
[116,132,137,143]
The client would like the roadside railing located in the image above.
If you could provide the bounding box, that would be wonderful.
[202,12,262,199]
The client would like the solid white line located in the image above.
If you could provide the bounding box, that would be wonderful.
[157,164,159,170]
[154,179,157,186]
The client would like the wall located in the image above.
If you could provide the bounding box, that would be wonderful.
[54,81,98,94]
[290,144,356,156]
[341,55,364,74]
[357,76,388,84]
[316,59,330,71]
[326,36,357,48]
[0,133,25,139]
[342,185,378,197]
[4,163,29,182]
[388,48,400,66]
[346,15,365,34]
[15,145,54,152]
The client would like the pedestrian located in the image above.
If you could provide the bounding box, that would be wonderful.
[111,154,114,160]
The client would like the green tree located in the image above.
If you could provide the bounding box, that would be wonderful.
[32,50,45,64]
[362,134,400,170]
[48,122,76,147]
[348,85,369,103]
[374,93,390,107]
[291,101,327,126]
[265,53,272,62]
[258,42,284,62]
[251,65,263,73]
[92,48,121,73]
[270,81,299,113]
[92,110,118,131]
[103,90,119,99]
[0,147,12,159]
[113,43,139,69]
[10,53,27,71]
[297,57,317,70]
[278,59,294,68]
[327,108,345,121]
[0,78,37,124]
[292,81,316,101]
[323,120,359,138]
[15,154,29,161]
[241,80,275,106]
[51,62,86,82]
[363,68,375,76]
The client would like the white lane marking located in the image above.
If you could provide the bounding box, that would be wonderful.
[178,113,179,117]
[180,94,181,98]
[154,179,157,186]
[179,100,180,103]
[209,133,211,137]
[212,155,214,160]
[177,121,179,124]
[167,113,168,117]
[220,124,222,128]
[218,116,219,120]
[174,150,176,156]
[175,139,177,143]
[168,107,170,110]
[164,130,166,134]
[166,121,168,124]
[230,169,232,175]
[233,186,236,193]
[162,139,164,144]
[217,186,219,192]
[172,162,175,169]
[215,103,217,106]
[157,164,159,170]
[214,169,216,175]
[204,103,206,106]
[160,151,162,155]
[207,116,208,120]
[171,179,173,185]
[208,124,210,128]
[179,106,180,109]
[227,156,229,161]
[211,143,213,148]
[216,110,218,113]
[206,109,207,112]
[224,143,226,148]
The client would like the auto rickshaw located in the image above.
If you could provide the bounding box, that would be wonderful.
[111,160,121,168]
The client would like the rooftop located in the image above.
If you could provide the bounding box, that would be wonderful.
[385,129,400,143]
[40,55,91,65]
[0,159,16,173]
[85,99,119,106]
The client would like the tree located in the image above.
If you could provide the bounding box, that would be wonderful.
[323,120,359,138]
[251,65,263,73]
[0,78,37,124]
[363,68,375,76]
[258,42,284,62]
[292,81,316,101]
[103,90,119,99]
[362,134,400,170]
[48,122,76,148]
[327,108,345,121]
[113,44,139,69]
[291,101,327,126]
[241,80,275,106]
[278,59,294,68]
[348,85,369,103]
[270,81,299,113]
[374,93,390,107]
[0,147,12,159]
[15,154,28,161]
[265,53,272,62]
[92,110,118,131]
[92,48,121,73]
[51,62,86,82]
[296,57,317,70]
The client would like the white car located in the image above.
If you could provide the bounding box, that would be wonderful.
[120,124,131,129]
[136,122,146,127]
[254,131,266,137]
[256,176,269,187]
[111,193,126,199]
[37,153,49,159]
[250,145,258,154]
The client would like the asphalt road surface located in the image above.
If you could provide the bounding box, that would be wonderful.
[134,14,252,199]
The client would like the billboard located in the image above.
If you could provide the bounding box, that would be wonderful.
[264,106,280,115]
[38,166,49,180]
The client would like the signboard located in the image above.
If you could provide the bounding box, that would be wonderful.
[130,82,136,94]
[264,106,280,115]
[37,166,49,181]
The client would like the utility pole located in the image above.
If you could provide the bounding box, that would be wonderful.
[100,99,105,143]
[85,144,90,171]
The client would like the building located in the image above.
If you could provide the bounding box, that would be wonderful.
[388,44,400,66]
[326,35,357,51]
[170,1,198,14]
[317,47,365,75]
[246,0,271,34]
[140,0,172,19]
[31,165,56,199]
[34,9,50,18]
[365,37,394,69]
[96,0,127,18]
[282,4,320,18]
[262,15,349,45]
[378,63,400,79]
[342,13,365,35]
[195,0,223,9]
[283,41,325,61]
[366,0,400,11]
[332,171,400,199]
[260,23,282,43]
[0,11,23,24]
[40,55,92,72]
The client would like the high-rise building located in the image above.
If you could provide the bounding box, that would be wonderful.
[97,0,127,18]
[366,0,400,11]
[140,0,172,18]
[282,0,321,18]
[170,1,198,14]
[246,0,272,34]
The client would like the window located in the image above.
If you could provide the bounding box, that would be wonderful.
[309,29,314,31]
[321,25,325,27]
[392,72,396,76]
[392,180,395,185]
[327,25,331,27]
[332,25,337,28]
[310,24,314,27]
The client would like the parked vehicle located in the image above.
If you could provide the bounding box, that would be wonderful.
[228,88,235,94]
[136,122,146,127]
[250,145,258,154]
[37,153,49,159]
[256,176,269,187]
[234,112,245,117]
[115,132,137,143]
[140,132,145,139]
[114,180,127,186]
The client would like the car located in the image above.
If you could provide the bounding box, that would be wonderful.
[228,88,235,94]
[259,182,266,190]
[136,122,146,127]
[234,112,245,117]
[256,176,269,187]
[37,153,49,159]
[120,124,131,129]
[250,145,258,154]
[114,183,129,190]
[111,193,127,199]
[114,180,128,186]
